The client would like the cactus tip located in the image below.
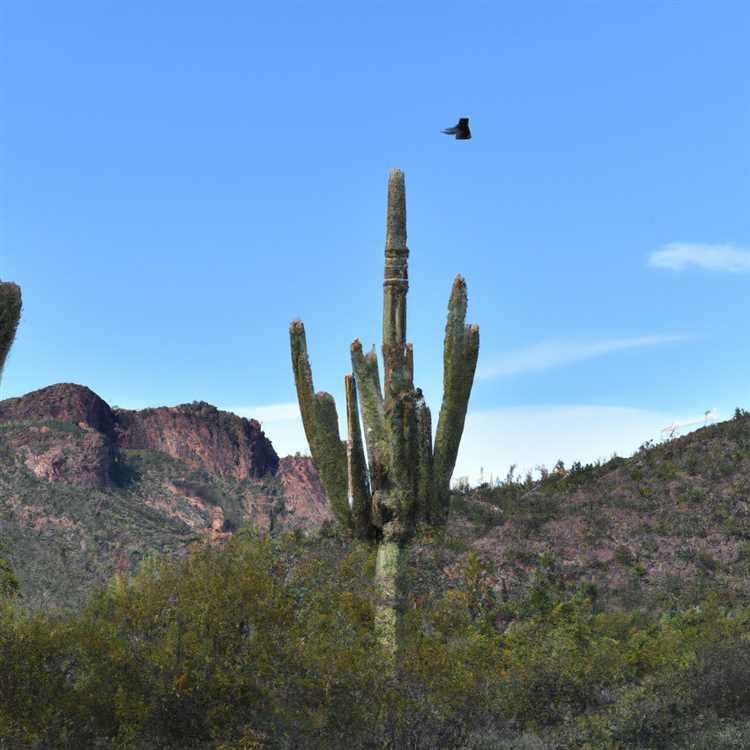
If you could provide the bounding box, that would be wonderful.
[386,169,407,249]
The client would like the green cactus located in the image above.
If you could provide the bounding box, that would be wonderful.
[289,168,479,652]
[0,281,21,387]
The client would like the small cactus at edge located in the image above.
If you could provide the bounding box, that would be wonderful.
[289,169,479,651]
[0,280,21,387]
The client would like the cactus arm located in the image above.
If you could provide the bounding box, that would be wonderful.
[0,282,22,384]
[405,342,414,391]
[433,276,480,518]
[351,339,390,490]
[289,319,350,528]
[415,394,434,523]
[345,374,373,539]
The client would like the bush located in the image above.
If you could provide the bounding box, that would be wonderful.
[690,637,750,718]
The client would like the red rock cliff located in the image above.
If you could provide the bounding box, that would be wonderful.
[114,401,278,480]
[0,384,279,482]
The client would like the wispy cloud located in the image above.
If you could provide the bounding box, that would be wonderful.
[476,335,689,379]
[230,402,300,422]
[453,404,705,486]
[648,243,750,273]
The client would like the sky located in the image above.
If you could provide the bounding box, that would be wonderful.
[1,2,748,486]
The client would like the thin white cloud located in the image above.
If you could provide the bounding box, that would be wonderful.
[452,404,710,486]
[230,402,300,422]
[648,243,750,273]
[477,335,689,379]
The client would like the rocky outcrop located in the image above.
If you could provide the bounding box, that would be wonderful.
[113,401,278,480]
[0,383,117,439]
[0,384,279,483]
[4,423,114,489]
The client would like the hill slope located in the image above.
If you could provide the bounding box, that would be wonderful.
[422,409,750,614]
[3,382,749,616]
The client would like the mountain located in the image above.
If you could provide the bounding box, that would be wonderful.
[0,383,329,610]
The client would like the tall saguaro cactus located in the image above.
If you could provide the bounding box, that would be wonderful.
[0,281,22,388]
[290,169,479,650]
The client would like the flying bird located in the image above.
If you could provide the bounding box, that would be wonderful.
[441,117,471,140]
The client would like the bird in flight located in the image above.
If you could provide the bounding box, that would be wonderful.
[441,117,471,140]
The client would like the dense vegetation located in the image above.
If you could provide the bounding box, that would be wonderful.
[3,412,750,749]
[2,522,750,749]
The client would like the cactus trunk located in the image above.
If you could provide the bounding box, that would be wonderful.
[290,168,479,655]
[374,540,400,656]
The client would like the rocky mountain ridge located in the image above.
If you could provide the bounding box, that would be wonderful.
[0,383,279,485]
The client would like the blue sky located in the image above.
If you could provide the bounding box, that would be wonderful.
[1,2,748,484]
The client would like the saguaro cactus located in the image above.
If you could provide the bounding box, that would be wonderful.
[0,281,21,387]
[290,168,479,650]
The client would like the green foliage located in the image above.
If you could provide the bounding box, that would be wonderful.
[1,531,749,749]
[0,544,18,600]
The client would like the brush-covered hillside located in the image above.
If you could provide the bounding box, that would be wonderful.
[431,408,750,614]
[2,410,750,749]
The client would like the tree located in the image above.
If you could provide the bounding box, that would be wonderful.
[289,168,479,653]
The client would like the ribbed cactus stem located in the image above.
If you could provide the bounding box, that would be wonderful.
[0,282,22,385]
[382,169,409,406]
[415,393,434,523]
[289,320,350,528]
[351,340,390,490]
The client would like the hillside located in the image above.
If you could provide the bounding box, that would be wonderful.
[425,408,750,613]
[2,384,749,618]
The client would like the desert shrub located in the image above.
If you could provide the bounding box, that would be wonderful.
[679,719,750,750]
[0,543,18,601]
[688,637,750,718]
[450,495,503,529]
